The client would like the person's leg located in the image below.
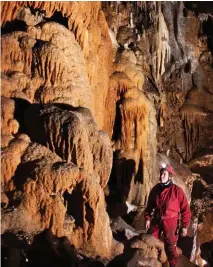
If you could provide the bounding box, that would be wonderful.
[148,218,160,239]
[162,217,179,267]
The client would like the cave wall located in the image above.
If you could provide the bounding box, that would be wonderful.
[102,1,213,214]
[1,1,112,128]
[103,1,213,163]
[1,1,116,258]
[1,0,213,262]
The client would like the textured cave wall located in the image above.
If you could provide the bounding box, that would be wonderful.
[1,1,213,264]
[1,1,112,129]
[156,2,213,163]
[1,105,117,258]
[102,1,213,166]
[0,1,116,259]
[106,1,213,163]
[102,4,213,264]
[102,2,158,209]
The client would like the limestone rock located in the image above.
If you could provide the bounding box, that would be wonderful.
[196,212,213,266]
[1,22,95,113]
[189,154,213,185]
[131,234,167,263]
[1,1,213,264]
[1,97,19,136]
[1,138,113,258]
[107,87,157,208]
[24,104,112,188]
[108,233,167,267]
[1,2,112,129]
[1,136,30,191]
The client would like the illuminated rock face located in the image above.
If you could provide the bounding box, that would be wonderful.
[1,1,213,263]
[1,1,112,128]
[1,2,114,258]
[1,22,94,115]
[1,110,114,257]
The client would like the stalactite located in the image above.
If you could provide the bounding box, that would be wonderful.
[119,88,150,185]
[151,7,170,82]
[1,33,35,76]
[121,101,148,159]
[33,44,67,86]
[181,107,208,161]
[1,1,111,129]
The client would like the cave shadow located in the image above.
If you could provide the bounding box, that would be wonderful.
[2,231,29,249]
[63,186,84,228]
[53,103,91,116]
[202,16,213,54]
[28,229,106,267]
[63,184,95,229]
[112,100,122,141]
[27,229,78,267]
[12,97,32,134]
[191,180,206,199]
[191,166,213,185]
[184,2,213,17]
[177,235,194,259]
[12,159,40,192]
[2,229,106,267]
[106,152,136,219]
[122,210,138,227]
[134,158,144,184]
[23,102,86,146]
[1,229,79,267]
[1,231,30,267]
[200,240,213,267]
[115,156,136,202]
[106,247,139,267]
[53,102,79,111]
[1,20,27,34]
[45,10,69,28]
[23,103,49,145]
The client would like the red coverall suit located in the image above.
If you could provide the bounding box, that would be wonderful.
[145,182,191,266]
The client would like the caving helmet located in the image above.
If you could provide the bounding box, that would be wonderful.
[160,163,175,176]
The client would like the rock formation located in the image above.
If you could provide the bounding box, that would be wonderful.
[1,1,213,266]
[1,101,115,258]
[1,1,112,128]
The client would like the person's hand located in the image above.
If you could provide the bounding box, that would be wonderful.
[145,220,150,230]
[181,227,187,237]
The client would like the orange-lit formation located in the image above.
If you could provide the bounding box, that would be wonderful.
[1,2,213,267]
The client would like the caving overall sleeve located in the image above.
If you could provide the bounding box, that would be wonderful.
[144,187,157,221]
[178,187,191,228]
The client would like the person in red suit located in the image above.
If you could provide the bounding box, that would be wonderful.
[144,164,191,267]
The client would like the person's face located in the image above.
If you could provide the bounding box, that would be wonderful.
[160,170,169,183]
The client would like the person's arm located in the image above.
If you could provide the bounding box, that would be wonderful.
[144,187,156,222]
[178,187,191,230]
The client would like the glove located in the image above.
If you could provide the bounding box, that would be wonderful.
[181,227,187,237]
[145,220,150,230]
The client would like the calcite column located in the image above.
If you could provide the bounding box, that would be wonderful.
[113,87,157,206]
